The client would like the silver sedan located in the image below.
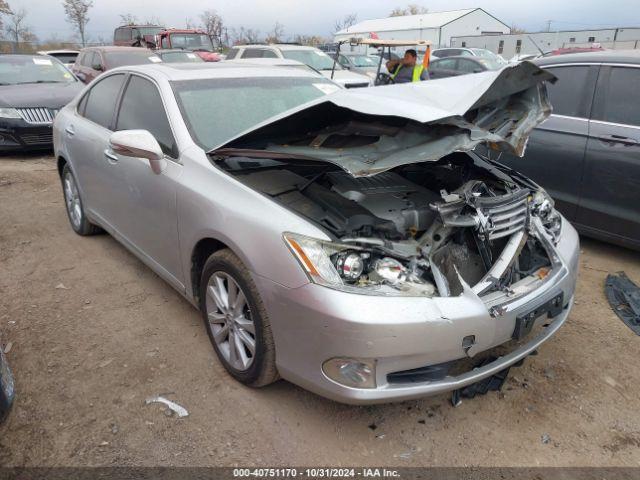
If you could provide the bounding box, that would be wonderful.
[53,62,579,404]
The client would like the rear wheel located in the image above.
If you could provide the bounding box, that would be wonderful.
[61,164,101,236]
[200,249,279,387]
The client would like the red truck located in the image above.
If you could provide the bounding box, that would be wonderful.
[114,25,221,62]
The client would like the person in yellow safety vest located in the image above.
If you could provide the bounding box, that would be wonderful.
[385,49,430,83]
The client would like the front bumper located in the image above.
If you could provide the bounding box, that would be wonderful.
[0,119,54,151]
[256,220,580,404]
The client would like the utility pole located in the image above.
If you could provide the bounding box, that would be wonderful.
[546,20,552,32]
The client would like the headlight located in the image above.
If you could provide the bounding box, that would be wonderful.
[0,108,21,119]
[532,191,562,243]
[283,232,435,296]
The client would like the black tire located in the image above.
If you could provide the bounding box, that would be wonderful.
[199,249,279,387]
[60,164,101,236]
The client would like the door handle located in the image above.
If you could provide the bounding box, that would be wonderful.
[599,134,639,145]
[103,149,119,163]
[65,125,75,137]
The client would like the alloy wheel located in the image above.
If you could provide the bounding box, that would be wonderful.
[205,272,257,371]
[63,170,82,230]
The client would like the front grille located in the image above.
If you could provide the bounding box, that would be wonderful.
[344,82,369,89]
[16,107,59,125]
[20,133,53,145]
[478,191,530,240]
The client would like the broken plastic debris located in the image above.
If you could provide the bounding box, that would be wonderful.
[55,283,70,290]
[145,396,189,418]
[3,342,12,354]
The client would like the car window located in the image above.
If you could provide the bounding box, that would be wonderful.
[241,48,265,59]
[115,28,131,41]
[261,49,278,58]
[435,49,457,58]
[431,58,457,70]
[226,48,239,60]
[83,74,125,128]
[91,52,103,69]
[545,66,593,118]
[457,59,480,73]
[172,76,340,151]
[104,51,162,68]
[593,66,640,127]
[0,55,77,84]
[116,75,178,158]
[281,49,341,71]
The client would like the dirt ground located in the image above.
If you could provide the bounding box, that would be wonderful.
[0,153,639,468]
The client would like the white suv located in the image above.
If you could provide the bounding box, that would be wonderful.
[226,44,372,88]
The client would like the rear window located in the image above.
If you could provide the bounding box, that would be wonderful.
[105,51,162,68]
[114,28,132,41]
[47,52,78,64]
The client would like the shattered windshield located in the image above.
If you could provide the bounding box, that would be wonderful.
[172,76,340,151]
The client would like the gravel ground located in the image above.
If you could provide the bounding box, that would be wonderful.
[1,153,639,467]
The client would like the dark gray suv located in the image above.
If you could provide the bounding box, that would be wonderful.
[496,51,640,249]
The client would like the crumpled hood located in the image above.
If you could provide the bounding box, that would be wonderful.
[0,82,83,109]
[212,61,555,177]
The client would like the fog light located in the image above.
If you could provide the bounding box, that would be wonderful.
[322,357,376,389]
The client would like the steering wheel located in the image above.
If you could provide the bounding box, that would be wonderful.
[376,72,395,86]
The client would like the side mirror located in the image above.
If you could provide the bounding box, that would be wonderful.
[109,130,166,174]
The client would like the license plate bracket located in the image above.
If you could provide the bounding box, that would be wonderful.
[512,292,564,340]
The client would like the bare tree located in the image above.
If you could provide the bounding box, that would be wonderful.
[389,4,428,17]
[119,13,137,26]
[5,8,36,52]
[293,34,326,46]
[143,16,163,26]
[0,0,11,31]
[510,24,526,34]
[334,13,357,33]
[265,21,284,43]
[200,9,223,42]
[62,0,93,47]
[184,17,196,29]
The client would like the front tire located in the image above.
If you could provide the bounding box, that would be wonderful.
[200,249,279,387]
[61,164,101,236]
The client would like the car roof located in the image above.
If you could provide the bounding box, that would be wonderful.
[82,46,152,53]
[38,50,80,55]
[535,49,640,66]
[236,44,322,51]
[432,55,481,62]
[111,62,327,81]
[156,49,196,54]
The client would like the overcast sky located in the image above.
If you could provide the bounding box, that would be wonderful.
[8,0,640,42]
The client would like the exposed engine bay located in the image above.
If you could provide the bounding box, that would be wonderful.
[215,152,563,299]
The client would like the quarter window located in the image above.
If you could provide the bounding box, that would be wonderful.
[225,48,239,59]
[545,66,593,118]
[83,74,125,129]
[116,75,178,158]
[593,67,640,127]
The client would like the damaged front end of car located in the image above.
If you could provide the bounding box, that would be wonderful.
[207,62,578,403]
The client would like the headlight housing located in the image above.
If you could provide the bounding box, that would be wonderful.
[0,108,21,119]
[283,232,435,296]
[532,190,562,243]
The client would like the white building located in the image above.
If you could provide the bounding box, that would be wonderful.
[451,27,640,60]
[334,8,510,53]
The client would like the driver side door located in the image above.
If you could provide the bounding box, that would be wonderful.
[109,74,184,289]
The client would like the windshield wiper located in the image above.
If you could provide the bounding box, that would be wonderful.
[16,80,66,85]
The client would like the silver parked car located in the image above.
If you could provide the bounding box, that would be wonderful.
[53,62,579,404]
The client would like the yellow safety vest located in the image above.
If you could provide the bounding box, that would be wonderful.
[391,64,425,82]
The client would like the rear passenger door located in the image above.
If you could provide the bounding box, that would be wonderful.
[576,65,640,245]
[428,58,460,78]
[496,64,599,221]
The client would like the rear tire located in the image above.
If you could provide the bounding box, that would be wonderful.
[61,164,101,236]
[200,249,279,387]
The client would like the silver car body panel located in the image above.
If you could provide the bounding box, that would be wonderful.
[53,62,579,404]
